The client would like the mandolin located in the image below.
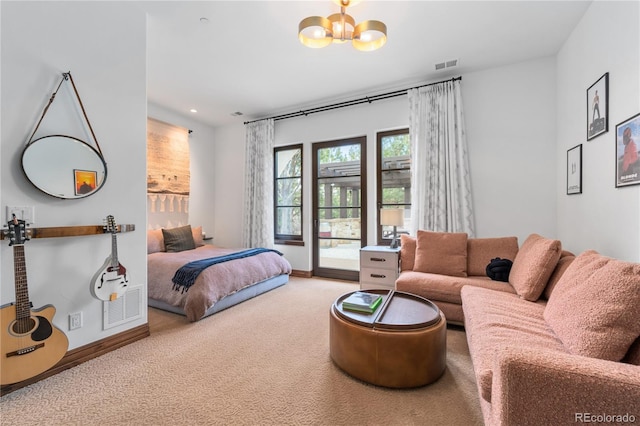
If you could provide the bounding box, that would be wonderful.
[91,215,128,301]
[0,216,69,385]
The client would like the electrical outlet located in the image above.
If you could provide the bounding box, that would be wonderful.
[69,312,83,330]
[6,206,35,225]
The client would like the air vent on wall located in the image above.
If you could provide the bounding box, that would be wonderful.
[103,285,143,330]
[435,58,458,71]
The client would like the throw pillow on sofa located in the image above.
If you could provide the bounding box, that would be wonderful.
[413,230,468,277]
[509,233,562,301]
[544,250,640,362]
[400,234,417,271]
[542,251,575,300]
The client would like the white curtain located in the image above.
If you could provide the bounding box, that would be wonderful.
[243,119,275,248]
[408,80,475,236]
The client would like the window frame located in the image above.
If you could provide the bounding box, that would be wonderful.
[376,128,411,246]
[274,144,304,246]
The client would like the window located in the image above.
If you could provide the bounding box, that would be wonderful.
[376,129,411,245]
[274,144,303,244]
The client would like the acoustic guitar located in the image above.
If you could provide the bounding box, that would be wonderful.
[91,215,128,301]
[0,216,69,385]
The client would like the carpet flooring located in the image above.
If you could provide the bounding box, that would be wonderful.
[0,277,483,425]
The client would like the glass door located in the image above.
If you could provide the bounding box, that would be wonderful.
[312,137,366,281]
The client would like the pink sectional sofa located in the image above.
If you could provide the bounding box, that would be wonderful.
[396,231,640,425]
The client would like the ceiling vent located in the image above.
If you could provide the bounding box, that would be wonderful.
[435,59,458,71]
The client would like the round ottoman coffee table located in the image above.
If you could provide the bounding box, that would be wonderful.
[329,289,446,388]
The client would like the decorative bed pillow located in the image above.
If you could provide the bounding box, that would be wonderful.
[162,225,196,253]
[544,250,640,361]
[467,236,518,276]
[400,235,416,271]
[413,230,468,277]
[508,233,561,301]
[192,225,204,247]
[147,229,165,254]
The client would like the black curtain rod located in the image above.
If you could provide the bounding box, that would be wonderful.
[244,76,462,125]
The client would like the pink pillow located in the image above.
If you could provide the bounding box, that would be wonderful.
[147,229,165,254]
[192,225,204,247]
[413,230,468,277]
[509,234,561,301]
[400,235,416,271]
[544,250,640,361]
[542,251,575,300]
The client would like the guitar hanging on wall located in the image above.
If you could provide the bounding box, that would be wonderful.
[91,215,128,302]
[0,215,69,385]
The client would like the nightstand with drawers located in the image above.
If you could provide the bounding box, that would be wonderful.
[359,246,401,290]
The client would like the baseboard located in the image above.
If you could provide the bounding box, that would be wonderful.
[1,323,150,396]
[290,269,313,278]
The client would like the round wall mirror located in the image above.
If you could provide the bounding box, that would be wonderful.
[22,135,107,199]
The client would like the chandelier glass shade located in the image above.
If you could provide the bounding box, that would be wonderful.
[298,1,387,52]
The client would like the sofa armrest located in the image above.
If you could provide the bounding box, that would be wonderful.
[491,347,640,426]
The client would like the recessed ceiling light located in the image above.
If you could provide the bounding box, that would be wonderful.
[190,109,198,113]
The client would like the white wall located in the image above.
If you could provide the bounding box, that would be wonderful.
[147,103,218,237]
[211,122,247,247]
[210,57,558,272]
[556,0,640,261]
[464,57,558,242]
[1,2,147,349]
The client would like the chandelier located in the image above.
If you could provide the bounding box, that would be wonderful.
[298,0,387,52]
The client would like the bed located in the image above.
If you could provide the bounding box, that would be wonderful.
[147,226,291,321]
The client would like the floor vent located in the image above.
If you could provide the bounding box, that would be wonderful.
[103,285,143,330]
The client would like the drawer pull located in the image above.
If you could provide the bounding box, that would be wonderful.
[370,257,386,262]
[370,273,386,279]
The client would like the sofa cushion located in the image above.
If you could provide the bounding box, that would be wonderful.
[400,234,416,271]
[467,236,519,276]
[544,250,640,361]
[396,271,515,305]
[413,231,468,277]
[542,251,575,300]
[461,286,566,403]
[508,234,561,301]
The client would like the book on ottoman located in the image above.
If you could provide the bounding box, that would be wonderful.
[342,291,383,314]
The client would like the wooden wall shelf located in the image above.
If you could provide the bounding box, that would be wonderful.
[0,224,135,240]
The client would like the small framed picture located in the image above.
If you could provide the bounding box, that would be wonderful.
[74,169,98,195]
[587,73,608,141]
[615,112,640,188]
[567,144,582,195]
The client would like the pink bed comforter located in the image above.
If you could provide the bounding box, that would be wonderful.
[148,245,291,321]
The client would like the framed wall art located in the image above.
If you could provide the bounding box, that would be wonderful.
[615,112,640,188]
[567,144,582,195]
[74,169,97,195]
[587,73,608,141]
